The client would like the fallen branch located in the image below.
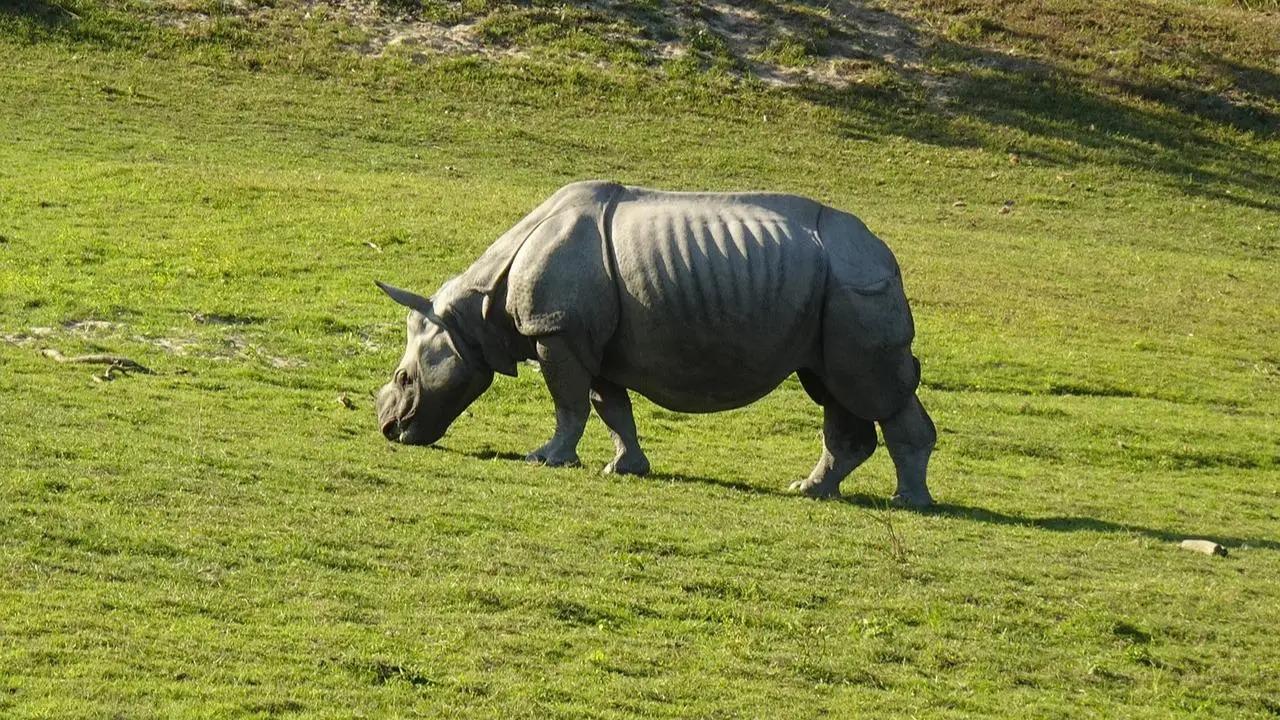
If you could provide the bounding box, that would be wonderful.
[41,348,155,375]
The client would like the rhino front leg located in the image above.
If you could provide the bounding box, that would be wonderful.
[590,379,651,476]
[790,378,878,498]
[880,394,936,508]
[526,336,591,467]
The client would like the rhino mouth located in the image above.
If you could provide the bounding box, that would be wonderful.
[379,415,403,441]
[377,380,427,444]
[380,412,446,446]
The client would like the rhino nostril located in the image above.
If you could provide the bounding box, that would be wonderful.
[381,418,399,441]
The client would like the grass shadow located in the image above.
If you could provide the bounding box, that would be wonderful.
[440,445,528,463]
[439,446,791,495]
[435,446,1276,551]
[0,0,78,27]
[789,27,1278,213]
[648,470,786,497]
[843,492,1280,551]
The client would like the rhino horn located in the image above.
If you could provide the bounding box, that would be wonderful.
[375,280,433,316]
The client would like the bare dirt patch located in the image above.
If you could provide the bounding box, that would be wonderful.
[270,0,947,90]
[326,0,942,89]
[2,318,306,370]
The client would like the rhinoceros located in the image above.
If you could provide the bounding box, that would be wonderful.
[375,181,937,506]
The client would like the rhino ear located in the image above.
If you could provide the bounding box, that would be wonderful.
[375,280,433,316]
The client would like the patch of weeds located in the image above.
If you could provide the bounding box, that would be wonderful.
[858,617,895,639]
[618,538,686,557]
[374,0,430,18]
[588,647,664,678]
[794,659,874,688]
[945,16,1005,43]
[1111,620,1152,643]
[242,699,305,715]
[683,24,738,73]
[1123,643,1164,668]
[550,598,624,628]
[334,467,391,487]
[688,25,727,55]
[794,592,830,610]
[1159,448,1270,471]
[680,579,760,601]
[41,527,119,556]
[758,32,816,68]
[471,4,648,65]
[191,311,262,326]
[130,538,183,559]
[343,658,437,688]
[1014,402,1069,418]
[1087,663,1131,684]
[294,546,372,573]
[1025,194,1073,208]
[872,502,910,564]
[463,587,509,610]
[1045,380,1143,399]
[317,316,360,335]
[453,676,491,697]
[40,478,71,494]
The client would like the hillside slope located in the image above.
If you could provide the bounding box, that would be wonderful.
[1,1,1278,718]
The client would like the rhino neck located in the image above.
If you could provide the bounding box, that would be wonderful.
[442,283,531,378]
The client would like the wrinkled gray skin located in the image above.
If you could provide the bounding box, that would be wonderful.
[375,181,937,506]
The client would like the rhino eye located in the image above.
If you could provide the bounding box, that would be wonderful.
[395,369,411,387]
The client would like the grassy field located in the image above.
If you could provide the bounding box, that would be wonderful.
[2,0,1279,717]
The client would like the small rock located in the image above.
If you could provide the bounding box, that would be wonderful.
[1179,539,1227,557]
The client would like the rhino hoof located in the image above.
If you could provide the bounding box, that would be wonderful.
[603,456,650,476]
[788,479,841,499]
[890,491,934,509]
[525,452,580,468]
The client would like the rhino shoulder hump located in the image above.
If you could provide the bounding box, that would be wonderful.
[550,179,624,208]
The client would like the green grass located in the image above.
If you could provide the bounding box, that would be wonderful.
[2,1,1279,717]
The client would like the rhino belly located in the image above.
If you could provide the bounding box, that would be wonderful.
[601,200,826,412]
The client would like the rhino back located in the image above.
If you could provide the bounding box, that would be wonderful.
[602,188,828,410]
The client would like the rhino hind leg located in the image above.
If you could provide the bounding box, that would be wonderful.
[590,379,651,476]
[879,394,936,508]
[812,344,937,506]
[526,336,591,467]
[790,371,878,498]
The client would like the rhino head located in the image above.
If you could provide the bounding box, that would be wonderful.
[374,281,494,445]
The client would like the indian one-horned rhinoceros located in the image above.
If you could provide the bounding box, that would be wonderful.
[375,181,937,506]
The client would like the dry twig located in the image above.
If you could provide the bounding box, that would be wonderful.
[41,348,155,375]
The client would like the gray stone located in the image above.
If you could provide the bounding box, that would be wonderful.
[1179,539,1228,557]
